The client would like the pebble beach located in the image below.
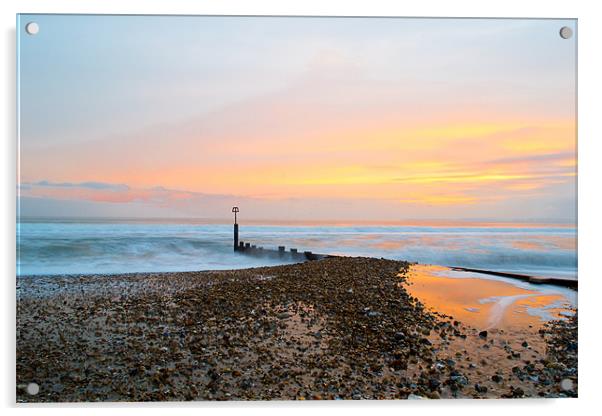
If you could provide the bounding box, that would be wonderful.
[16,257,577,402]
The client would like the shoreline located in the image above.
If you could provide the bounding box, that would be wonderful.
[17,261,578,290]
[16,257,577,401]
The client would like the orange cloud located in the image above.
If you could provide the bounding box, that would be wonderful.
[399,194,479,206]
[20,101,575,212]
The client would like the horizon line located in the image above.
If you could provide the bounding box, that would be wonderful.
[16,215,577,226]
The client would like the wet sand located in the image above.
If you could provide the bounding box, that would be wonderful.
[16,257,577,402]
[403,265,577,399]
[404,265,575,329]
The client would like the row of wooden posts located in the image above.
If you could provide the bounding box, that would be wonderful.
[231,207,325,261]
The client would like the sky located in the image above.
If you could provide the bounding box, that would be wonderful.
[17,15,577,222]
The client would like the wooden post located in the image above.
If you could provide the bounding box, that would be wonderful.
[232,207,239,252]
[233,224,239,251]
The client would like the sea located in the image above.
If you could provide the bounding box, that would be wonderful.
[16,218,577,279]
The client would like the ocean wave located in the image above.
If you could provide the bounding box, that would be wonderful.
[16,222,577,277]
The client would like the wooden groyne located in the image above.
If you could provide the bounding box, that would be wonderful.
[450,267,578,289]
[231,207,331,262]
[235,240,331,262]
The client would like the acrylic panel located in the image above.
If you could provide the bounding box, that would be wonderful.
[16,15,577,402]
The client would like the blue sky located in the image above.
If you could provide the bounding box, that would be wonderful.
[18,15,576,221]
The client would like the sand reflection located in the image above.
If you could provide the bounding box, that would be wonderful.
[403,264,574,330]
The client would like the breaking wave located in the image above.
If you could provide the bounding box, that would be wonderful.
[17,221,577,277]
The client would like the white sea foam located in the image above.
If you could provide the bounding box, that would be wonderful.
[17,220,577,277]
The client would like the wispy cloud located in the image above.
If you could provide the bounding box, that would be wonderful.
[20,180,239,206]
[31,180,130,191]
[488,151,576,165]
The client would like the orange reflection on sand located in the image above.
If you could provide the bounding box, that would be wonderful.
[403,265,570,330]
[512,294,569,321]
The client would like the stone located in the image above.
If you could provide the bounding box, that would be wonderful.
[428,378,441,390]
[474,383,488,393]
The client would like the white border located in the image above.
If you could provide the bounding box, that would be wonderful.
[2,1,601,416]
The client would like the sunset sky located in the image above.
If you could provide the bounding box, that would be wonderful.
[18,15,576,222]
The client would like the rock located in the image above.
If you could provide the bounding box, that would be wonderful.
[450,374,468,386]
[479,330,488,339]
[512,387,525,397]
[428,378,441,390]
[277,312,291,320]
[521,341,529,348]
[474,383,488,393]
[390,359,407,371]
[560,378,574,391]
[491,374,503,383]
[427,391,441,399]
